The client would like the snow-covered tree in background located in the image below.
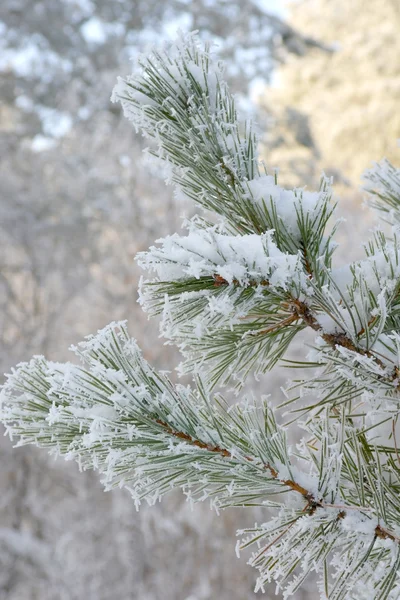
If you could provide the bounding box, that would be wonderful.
[2,33,400,599]
[262,0,400,191]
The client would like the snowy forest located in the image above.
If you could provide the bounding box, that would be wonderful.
[1,1,400,599]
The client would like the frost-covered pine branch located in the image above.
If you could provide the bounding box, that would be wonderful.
[363,158,400,224]
[2,32,400,599]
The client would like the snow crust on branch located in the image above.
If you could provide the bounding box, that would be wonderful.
[137,226,302,287]
[246,175,328,241]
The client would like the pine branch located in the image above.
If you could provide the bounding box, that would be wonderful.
[137,223,310,387]
[112,31,337,266]
[113,32,400,404]
[363,159,400,223]
[0,323,294,509]
[138,221,400,395]
[3,32,400,599]
[2,323,400,598]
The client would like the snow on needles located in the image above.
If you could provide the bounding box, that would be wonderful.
[111,31,222,125]
[137,226,302,288]
[246,174,327,241]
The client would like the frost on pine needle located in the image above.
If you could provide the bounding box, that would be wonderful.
[3,31,400,599]
[0,322,305,510]
[136,223,309,387]
[363,159,400,223]
[137,226,302,286]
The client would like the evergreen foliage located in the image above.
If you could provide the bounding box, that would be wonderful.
[2,33,400,598]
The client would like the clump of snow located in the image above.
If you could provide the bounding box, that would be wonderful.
[340,512,378,537]
[137,227,302,289]
[111,75,158,110]
[246,175,328,241]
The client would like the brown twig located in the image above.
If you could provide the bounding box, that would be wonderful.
[155,418,309,496]
[213,274,269,288]
[154,418,400,544]
[300,241,313,279]
[248,314,299,337]
[289,298,390,370]
[212,274,398,383]
[357,316,378,338]
[392,415,400,469]
[375,526,400,542]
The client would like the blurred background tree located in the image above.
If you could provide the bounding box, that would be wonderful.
[262,0,400,190]
[0,0,397,598]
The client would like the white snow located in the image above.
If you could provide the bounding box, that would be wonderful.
[15,96,73,142]
[137,227,302,289]
[0,35,72,79]
[315,243,400,337]
[37,107,73,138]
[80,18,125,45]
[246,175,325,240]
[30,135,58,153]
[15,94,34,111]
[0,528,50,564]
[111,32,224,119]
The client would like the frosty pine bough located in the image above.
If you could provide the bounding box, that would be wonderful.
[2,33,400,599]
